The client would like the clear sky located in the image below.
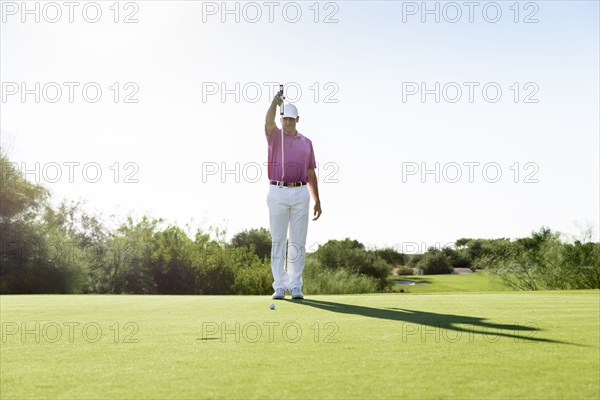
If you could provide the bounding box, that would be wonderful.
[1,0,599,251]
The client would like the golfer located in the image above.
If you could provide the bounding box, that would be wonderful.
[265,89,321,300]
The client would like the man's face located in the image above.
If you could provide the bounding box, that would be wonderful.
[282,117,299,133]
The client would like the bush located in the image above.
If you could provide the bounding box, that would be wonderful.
[441,247,471,269]
[0,204,91,294]
[478,227,600,291]
[373,248,407,267]
[230,228,272,261]
[232,264,272,295]
[395,265,414,276]
[314,238,364,270]
[314,239,391,289]
[303,258,379,294]
[563,241,600,289]
[196,262,236,294]
[407,254,422,268]
[418,253,453,275]
[358,252,391,288]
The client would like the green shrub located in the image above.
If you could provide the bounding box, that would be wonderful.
[303,259,379,294]
[477,227,600,291]
[230,228,272,261]
[373,248,407,266]
[395,265,415,276]
[441,247,471,269]
[196,262,236,294]
[314,238,364,270]
[418,253,453,275]
[231,260,272,295]
[314,239,390,289]
[407,254,422,267]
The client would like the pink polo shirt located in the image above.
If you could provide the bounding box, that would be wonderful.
[265,126,316,183]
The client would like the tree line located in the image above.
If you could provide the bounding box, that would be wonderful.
[1,151,598,294]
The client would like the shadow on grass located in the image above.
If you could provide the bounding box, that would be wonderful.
[292,298,578,345]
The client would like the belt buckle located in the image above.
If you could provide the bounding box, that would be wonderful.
[277,181,285,188]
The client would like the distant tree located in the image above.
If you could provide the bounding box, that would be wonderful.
[373,247,407,267]
[515,226,553,251]
[455,238,470,249]
[478,227,599,291]
[407,254,423,268]
[562,241,600,289]
[0,152,49,223]
[230,227,272,260]
[99,216,161,294]
[314,238,389,289]
[1,151,88,293]
[417,250,453,275]
[314,238,366,270]
[441,246,471,269]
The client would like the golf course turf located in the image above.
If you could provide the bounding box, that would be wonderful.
[388,271,511,293]
[1,291,599,399]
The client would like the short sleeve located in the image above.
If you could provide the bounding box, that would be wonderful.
[265,125,280,144]
[308,140,316,169]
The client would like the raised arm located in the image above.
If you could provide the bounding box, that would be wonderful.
[265,90,284,137]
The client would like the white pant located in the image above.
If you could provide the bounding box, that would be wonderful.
[267,184,310,291]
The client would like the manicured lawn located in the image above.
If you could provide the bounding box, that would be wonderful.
[389,272,511,293]
[1,291,599,399]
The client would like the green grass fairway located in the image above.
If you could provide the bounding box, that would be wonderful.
[389,272,511,293]
[1,291,599,399]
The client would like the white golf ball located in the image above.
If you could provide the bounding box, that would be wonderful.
[269,303,275,310]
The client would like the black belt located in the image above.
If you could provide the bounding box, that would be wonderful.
[270,180,307,187]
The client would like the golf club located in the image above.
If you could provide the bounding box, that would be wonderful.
[279,83,285,181]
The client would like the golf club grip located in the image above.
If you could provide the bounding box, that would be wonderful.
[279,84,284,116]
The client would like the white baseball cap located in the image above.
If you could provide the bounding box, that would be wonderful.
[282,103,299,118]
